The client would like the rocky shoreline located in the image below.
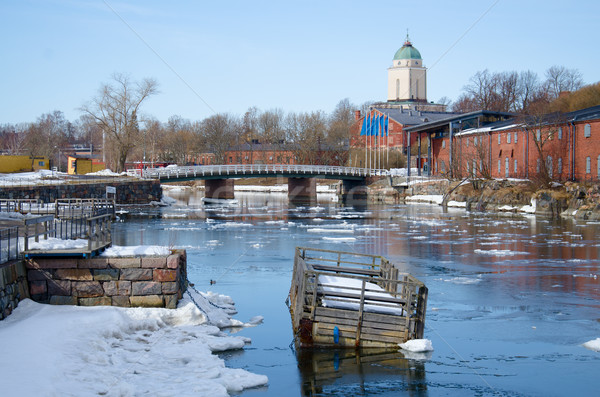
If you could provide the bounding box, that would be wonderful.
[367,177,600,220]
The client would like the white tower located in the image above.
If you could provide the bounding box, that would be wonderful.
[387,35,427,102]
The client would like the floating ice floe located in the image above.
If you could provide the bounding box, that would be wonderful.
[399,338,434,352]
[474,249,528,257]
[583,338,600,352]
[322,237,356,243]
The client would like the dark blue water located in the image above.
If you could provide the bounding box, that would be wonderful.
[112,191,600,396]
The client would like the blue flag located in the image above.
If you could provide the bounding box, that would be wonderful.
[360,114,367,136]
[384,115,389,136]
[372,113,379,136]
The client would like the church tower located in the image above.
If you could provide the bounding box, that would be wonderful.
[387,35,427,103]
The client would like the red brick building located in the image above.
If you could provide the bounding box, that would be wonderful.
[405,105,600,182]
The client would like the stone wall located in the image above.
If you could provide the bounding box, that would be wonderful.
[0,261,29,320]
[25,250,187,309]
[0,179,162,204]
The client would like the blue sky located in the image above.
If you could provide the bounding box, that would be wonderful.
[1,0,598,124]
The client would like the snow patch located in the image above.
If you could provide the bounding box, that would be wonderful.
[101,245,171,257]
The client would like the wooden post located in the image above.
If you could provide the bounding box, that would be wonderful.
[355,279,366,347]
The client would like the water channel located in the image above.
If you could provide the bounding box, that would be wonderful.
[112,189,600,396]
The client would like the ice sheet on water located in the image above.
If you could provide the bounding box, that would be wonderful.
[210,222,254,229]
[474,249,528,257]
[307,228,354,234]
[441,276,483,285]
[322,237,356,243]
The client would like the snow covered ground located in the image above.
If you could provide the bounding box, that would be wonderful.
[0,169,126,187]
[0,291,267,396]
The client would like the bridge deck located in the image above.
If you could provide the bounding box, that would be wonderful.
[128,164,385,182]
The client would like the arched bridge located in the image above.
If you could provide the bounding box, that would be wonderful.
[127,165,384,202]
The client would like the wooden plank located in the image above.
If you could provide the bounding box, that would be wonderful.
[317,289,407,305]
[314,307,360,320]
[312,264,379,276]
[363,311,408,325]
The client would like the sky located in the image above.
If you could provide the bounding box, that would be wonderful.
[1,0,599,125]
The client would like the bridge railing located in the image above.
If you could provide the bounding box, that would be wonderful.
[127,164,388,179]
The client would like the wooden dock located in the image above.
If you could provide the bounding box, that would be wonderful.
[288,247,427,348]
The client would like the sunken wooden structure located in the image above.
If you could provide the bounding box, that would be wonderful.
[288,247,427,348]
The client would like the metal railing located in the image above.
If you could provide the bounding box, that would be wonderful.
[0,198,115,219]
[0,174,133,188]
[0,226,20,264]
[127,164,387,180]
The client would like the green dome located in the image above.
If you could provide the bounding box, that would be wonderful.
[393,39,422,60]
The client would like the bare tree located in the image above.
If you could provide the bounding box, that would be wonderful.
[201,113,240,164]
[520,112,567,185]
[287,111,327,164]
[80,73,158,172]
[544,65,584,100]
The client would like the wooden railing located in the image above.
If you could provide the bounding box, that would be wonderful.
[290,247,428,344]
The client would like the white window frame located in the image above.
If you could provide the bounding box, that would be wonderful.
[586,156,591,174]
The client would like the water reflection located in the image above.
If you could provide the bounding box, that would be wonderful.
[296,348,428,397]
[111,189,600,396]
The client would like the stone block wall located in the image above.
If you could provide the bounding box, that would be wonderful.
[0,179,161,204]
[0,261,29,320]
[25,250,187,309]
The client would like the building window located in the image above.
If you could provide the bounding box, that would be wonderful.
[466,161,470,174]
[586,156,591,174]
[473,160,477,176]
[474,136,478,146]
[584,124,591,138]
[441,160,446,173]
[558,157,563,174]
[547,156,553,178]
[498,159,501,173]
[466,137,469,147]
[536,159,540,173]
[536,129,541,141]
[396,79,400,98]
[514,132,518,143]
[38,161,45,167]
[507,133,511,144]
[505,158,510,178]
[442,140,446,149]
[514,159,518,173]
[479,160,482,172]
[498,134,501,145]
[558,127,563,140]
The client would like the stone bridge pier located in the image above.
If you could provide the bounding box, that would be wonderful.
[288,177,316,203]
[340,179,368,202]
[204,179,235,200]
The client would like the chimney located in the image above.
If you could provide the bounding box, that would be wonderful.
[354,110,362,121]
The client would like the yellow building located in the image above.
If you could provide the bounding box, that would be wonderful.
[67,156,106,175]
[0,155,49,173]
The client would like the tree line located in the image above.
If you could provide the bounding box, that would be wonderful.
[1,73,359,172]
[449,65,596,114]
[1,67,597,173]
